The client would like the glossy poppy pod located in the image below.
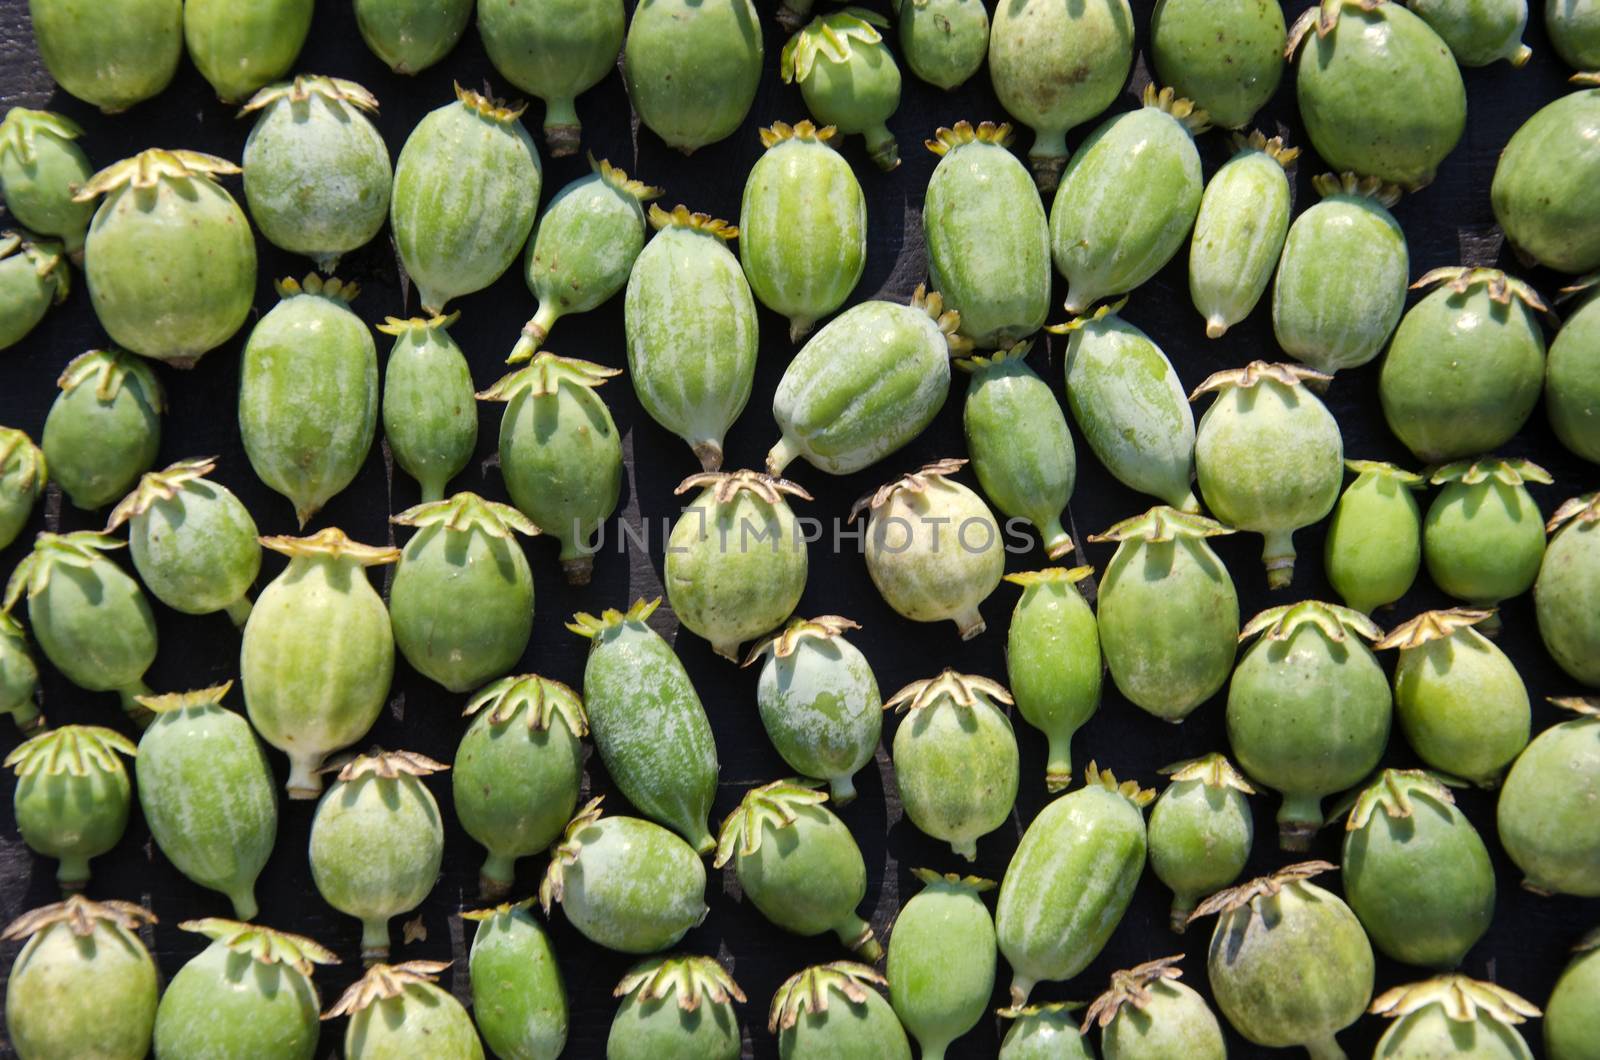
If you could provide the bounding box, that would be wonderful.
[1548,274,1600,463]
[783,9,903,170]
[2,896,158,1060]
[354,0,471,74]
[0,427,45,552]
[326,960,484,1059]
[29,0,180,112]
[1227,600,1391,849]
[623,0,763,153]
[0,230,70,350]
[744,616,883,805]
[4,531,157,721]
[1497,696,1600,896]
[0,109,94,257]
[1492,74,1600,274]
[1371,976,1542,1059]
[1083,955,1227,1060]
[1089,506,1240,722]
[1148,753,1254,932]
[0,611,41,732]
[479,354,622,584]
[1422,458,1550,627]
[184,0,313,103]
[1004,567,1101,790]
[1538,493,1600,685]
[996,764,1155,1006]
[308,750,447,960]
[41,349,162,511]
[608,954,744,1060]
[1151,0,1285,128]
[478,0,624,155]
[770,287,968,477]
[769,962,913,1059]
[462,900,568,1060]
[5,724,135,889]
[854,459,1004,639]
[626,204,758,472]
[893,0,989,90]
[1410,0,1533,65]
[540,797,710,953]
[568,599,719,852]
[1380,609,1531,786]
[1325,460,1425,614]
[1190,861,1374,1059]
[1189,132,1297,338]
[667,471,811,662]
[454,675,588,899]
[241,76,391,272]
[715,779,881,957]
[154,918,336,1060]
[998,1003,1095,1059]
[379,312,476,505]
[1549,0,1600,68]
[887,870,997,1060]
[513,157,661,361]
[391,84,542,314]
[1546,926,1600,1060]
[240,528,400,798]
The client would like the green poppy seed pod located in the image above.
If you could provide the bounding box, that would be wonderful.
[479,354,623,585]
[241,528,400,798]
[1381,610,1531,786]
[1189,132,1296,338]
[855,459,1004,639]
[1226,600,1391,849]
[1084,955,1227,1060]
[740,121,867,344]
[1549,0,1600,68]
[608,954,744,1060]
[453,675,587,899]
[1546,927,1600,1060]
[379,313,477,505]
[927,121,1050,348]
[5,725,135,889]
[74,149,256,368]
[1151,0,1285,128]
[392,85,542,314]
[1340,769,1496,969]
[0,231,70,350]
[1003,567,1101,791]
[1192,861,1374,1058]
[2,897,158,1059]
[770,287,967,477]
[241,76,392,273]
[1422,458,1550,626]
[4,531,157,722]
[783,9,903,170]
[996,764,1154,1006]
[0,612,42,733]
[540,798,710,953]
[988,0,1135,191]
[568,598,719,852]
[624,0,763,153]
[0,110,94,256]
[389,493,538,694]
[1492,75,1600,273]
[1374,977,1541,1059]
[512,158,661,360]
[329,961,484,1059]
[1287,0,1466,190]
[1193,361,1344,588]
[462,901,568,1060]
[1324,460,1425,614]
[887,869,997,1060]
[184,0,313,103]
[627,204,757,472]
[478,0,624,155]
[1050,85,1208,314]
[1547,275,1600,463]
[1409,0,1533,65]
[1053,301,1198,511]
[41,349,163,511]
[353,0,471,74]
[135,684,278,920]
[894,0,989,90]
[1090,507,1240,722]
[0,428,45,553]
[1538,494,1600,686]
[998,1004,1095,1059]
[1148,754,1254,932]
[770,962,913,1059]
[1497,696,1600,896]
[239,276,377,526]
[309,750,447,960]
[715,779,881,958]
[29,0,181,112]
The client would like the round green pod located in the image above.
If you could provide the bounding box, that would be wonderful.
[999,1004,1095,1060]
[239,276,378,526]
[887,870,997,1060]
[894,0,989,90]
[184,0,313,103]
[1409,0,1532,65]
[1496,697,1600,896]
[135,686,277,920]
[608,955,743,1060]
[453,675,587,899]
[1547,277,1600,463]
[0,232,70,350]
[463,901,568,1060]
[389,493,537,694]
[1189,132,1295,338]
[5,725,135,889]
[1422,458,1549,621]
[28,0,181,112]
[783,10,903,170]
[1150,0,1285,129]
[379,313,476,505]
[1372,976,1541,1060]
[771,963,913,1060]
[0,612,42,733]
[1537,494,1600,686]
[1003,567,1101,791]
[1548,0,1600,68]
[332,960,485,1060]
[0,109,94,256]
[0,428,45,554]
[478,0,624,155]
[354,0,471,74]
[1086,957,1227,1060]
[739,121,867,344]
[1324,460,1425,614]
[1148,754,1254,931]
[1492,76,1600,273]
[41,348,163,511]
[1546,928,1600,1060]
[623,0,763,154]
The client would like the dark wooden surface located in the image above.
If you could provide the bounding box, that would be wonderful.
[1,0,1595,1056]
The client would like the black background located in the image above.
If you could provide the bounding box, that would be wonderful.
[1,0,1596,1056]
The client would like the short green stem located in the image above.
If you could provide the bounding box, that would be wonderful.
[952,607,986,641]
[766,434,802,476]
[950,836,978,861]
[836,914,882,961]
[1170,895,1196,934]
[480,851,516,900]
[711,639,742,663]
[1305,1033,1348,1060]
[361,918,391,962]
[8,700,43,733]
[1173,489,1202,514]
[119,681,154,728]
[1277,793,1324,851]
[1009,974,1036,1009]
[57,855,90,890]
[230,887,258,921]
[919,1041,949,1060]
[1041,515,1073,560]
[286,751,327,800]
[542,96,582,157]
[1028,127,1069,193]
[511,302,561,363]
[864,125,900,171]
[829,772,858,806]
[692,438,725,473]
[1045,733,1073,793]
[224,595,253,629]
[1263,530,1298,590]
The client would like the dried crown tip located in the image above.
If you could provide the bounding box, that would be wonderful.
[1286,0,1385,55]
[1083,761,1157,807]
[1234,129,1300,166]
[135,681,234,715]
[1370,976,1541,1027]
[458,897,538,922]
[910,867,997,892]
[1088,505,1234,545]
[587,154,662,202]
[462,673,588,736]
[761,120,840,149]
[998,1001,1085,1019]
[1429,456,1552,489]
[240,75,379,115]
[329,749,449,782]
[1187,860,1337,922]
[4,724,137,778]
[1412,266,1548,311]
[1044,295,1131,334]
[781,8,889,83]
[1312,170,1403,208]
[743,615,862,666]
[1572,70,1600,85]
[392,491,541,539]
[178,918,338,975]
[1190,360,1332,401]
[1082,956,1187,1032]
[1345,459,1425,486]
[324,961,452,1020]
[769,962,887,1033]
[1547,695,1600,719]
[566,597,662,639]
[376,310,460,336]
[675,469,813,505]
[955,339,1034,373]
[715,778,830,867]
[885,669,1013,715]
[849,457,969,521]
[479,352,621,399]
[925,120,1015,156]
[105,456,219,529]
[0,108,84,164]
[541,797,608,912]
[1004,565,1095,589]
[0,233,69,300]
[1159,753,1256,794]
[258,527,400,566]
[57,348,165,409]
[1240,600,1383,646]
[615,955,746,1012]
[1374,608,1494,650]
[1141,84,1211,133]
[276,273,358,303]
[0,428,45,496]
[908,285,971,354]
[2,895,156,942]
[1346,769,1458,830]
[73,148,240,201]
[649,203,737,240]
[452,81,527,122]
[5,531,129,611]
[1548,492,1600,534]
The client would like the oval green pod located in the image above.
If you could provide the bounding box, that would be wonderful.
[1422,458,1549,623]
[1492,76,1600,274]
[1547,275,1600,463]
[454,676,586,899]
[887,870,997,1060]
[389,494,538,694]
[354,0,471,74]
[739,121,867,343]
[0,109,94,256]
[999,1004,1095,1060]
[770,963,913,1060]
[1549,0,1600,68]
[1086,956,1228,1060]
[783,9,903,171]
[478,0,624,155]
[1546,927,1600,1060]
[995,765,1154,1006]
[1324,460,1425,614]
[1004,567,1101,791]
[569,598,719,852]
[1409,0,1533,65]
[1373,976,1541,1060]
[1148,754,1254,931]
[5,725,135,889]
[0,428,45,553]
[894,0,989,90]
[1150,0,1285,128]
[29,0,181,112]
[331,960,485,1060]
[0,231,70,351]
[41,348,163,511]
[624,0,763,153]
[1496,696,1600,896]
[0,612,42,733]
[1537,494,1600,686]
[379,312,477,505]
[1189,132,1296,338]
[184,0,313,103]
[608,955,743,1060]
[462,901,568,1060]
